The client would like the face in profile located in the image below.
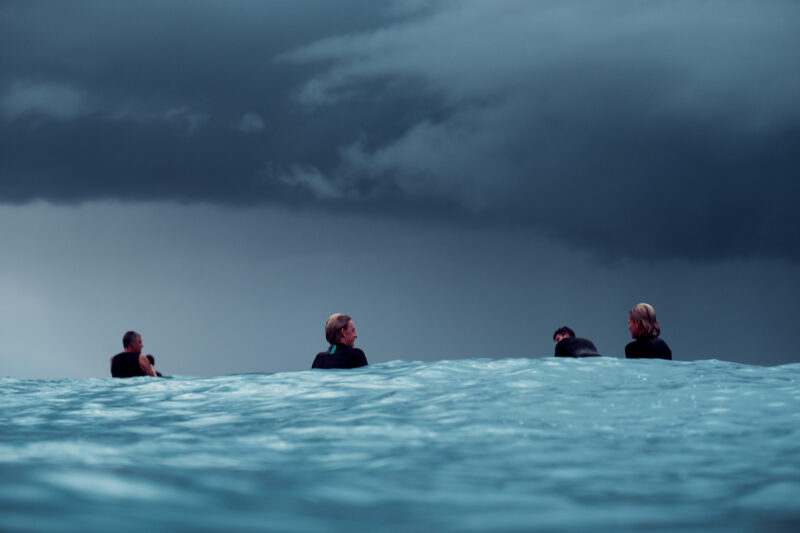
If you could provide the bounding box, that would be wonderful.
[131,335,143,352]
[628,317,641,339]
[554,332,570,343]
[339,320,358,347]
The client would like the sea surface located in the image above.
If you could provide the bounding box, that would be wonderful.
[1,358,799,532]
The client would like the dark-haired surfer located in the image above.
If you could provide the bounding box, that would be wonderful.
[553,326,601,357]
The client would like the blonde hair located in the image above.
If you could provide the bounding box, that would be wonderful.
[325,313,352,345]
[629,303,661,337]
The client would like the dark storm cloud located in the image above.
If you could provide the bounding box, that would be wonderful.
[2,1,799,260]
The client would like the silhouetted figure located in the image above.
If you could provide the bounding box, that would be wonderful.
[312,313,368,369]
[625,303,672,360]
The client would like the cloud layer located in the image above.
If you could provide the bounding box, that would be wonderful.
[2,0,799,260]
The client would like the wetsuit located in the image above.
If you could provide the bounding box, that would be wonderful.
[312,344,368,369]
[625,335,672,360]
[111,351,146,378]
[555,337,601,358]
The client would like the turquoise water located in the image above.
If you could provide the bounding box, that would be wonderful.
[1,358,799,532]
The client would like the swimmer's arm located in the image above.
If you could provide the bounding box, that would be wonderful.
[138,355,157,377]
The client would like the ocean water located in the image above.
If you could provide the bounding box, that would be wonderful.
[1,358,799,532]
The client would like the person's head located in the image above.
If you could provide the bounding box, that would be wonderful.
[122,330,143,352]
[553,326,575,343]
[628,303,661,338]
[325,313,358,347]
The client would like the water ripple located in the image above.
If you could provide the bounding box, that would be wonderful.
[1,358,799,532]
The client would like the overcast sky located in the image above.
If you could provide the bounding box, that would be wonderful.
[2,1,799,377]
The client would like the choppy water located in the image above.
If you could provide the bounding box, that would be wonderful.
[1,358,799,532]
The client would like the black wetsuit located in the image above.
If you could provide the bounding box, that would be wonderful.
[312,344,368,369]
[625,335,672,360]
[111,351,145,378]
[555,337,601,358]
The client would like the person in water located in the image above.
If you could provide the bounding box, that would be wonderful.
[553,326,575,344]
[625,303,672,360]
[312,313,368,369]
[110,331,159,377]
[146,354,163,377]
[553,326,601,357]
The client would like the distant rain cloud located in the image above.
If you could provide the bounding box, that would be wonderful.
[235,112,266,133]
[278,165,342,199]
[163,107,209,134]
[1,0,799,261]
[2,81,89,120]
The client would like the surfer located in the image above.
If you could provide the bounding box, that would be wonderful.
[312,313,368,369]
[110,331,159,377]
[625,303,672,360]
[146,354,163,377]
[553,326,601,357]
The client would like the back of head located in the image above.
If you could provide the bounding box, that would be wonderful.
[325,313,351,345]
[629,303,661,337]
[122,330,139,349]
[553,326,575,341]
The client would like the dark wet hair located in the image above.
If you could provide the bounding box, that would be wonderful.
[122,331,140,348]
[553,326,575,341]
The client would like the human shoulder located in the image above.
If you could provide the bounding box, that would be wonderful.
[342,345,366,357]
[312,345,368,369]
[348,347,368,367]
[653,337,672,358]
[625,338,644,358]
[556,337,599,357]
[336,345,367,365]
[111,351,144,377]
[311,350,328,369]
[111,351,132,365]
[626,336,671,359]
